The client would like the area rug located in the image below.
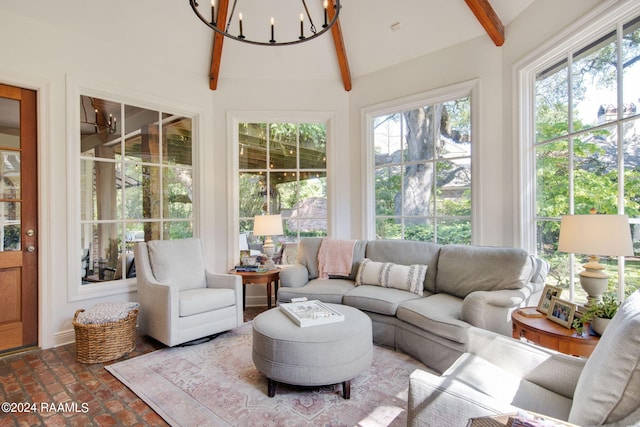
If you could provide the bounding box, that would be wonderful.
[106,322,430,426]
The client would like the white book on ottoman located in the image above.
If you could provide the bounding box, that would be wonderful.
[279,300,345,327]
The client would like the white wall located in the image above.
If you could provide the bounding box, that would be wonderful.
[349,0,605,245]
[0,0,604,348]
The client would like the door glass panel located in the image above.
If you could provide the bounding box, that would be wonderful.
[1,151,20,199]
[0,98,20,149]
[0,97,21,252]
[1,201,20,251]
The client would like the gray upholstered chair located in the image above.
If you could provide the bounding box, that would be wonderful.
[134,238,242,347]
[408,290,640,427]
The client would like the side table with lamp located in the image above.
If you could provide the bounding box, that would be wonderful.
[558,212,634,308]
[230,213,285,310]
[253,213,284,270]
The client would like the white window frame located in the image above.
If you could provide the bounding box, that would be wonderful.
[227,110,337,264]
[515,0,640,299]
[67,76,202,302]
[361,79,480,242]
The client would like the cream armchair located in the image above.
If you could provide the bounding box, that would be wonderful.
[134,238,242,347]
[408,290,640,427]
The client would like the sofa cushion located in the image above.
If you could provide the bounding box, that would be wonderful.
[365,240,441,293]
[147,238,206,291]
[435,245,534,299]
[296,237,367,281]
[277,278,354,304]
[397,294,470,344]
[568,291,640,426]
[179,288,235,317]
[355,259,427,296]
[343,285,424,316]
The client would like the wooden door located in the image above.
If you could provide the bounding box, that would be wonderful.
[0,84,38,353]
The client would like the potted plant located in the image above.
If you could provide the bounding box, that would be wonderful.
[572,294,621,336]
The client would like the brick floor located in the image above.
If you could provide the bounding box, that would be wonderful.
[0,307,266,427]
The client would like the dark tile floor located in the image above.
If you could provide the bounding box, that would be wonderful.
[0,307,267,427]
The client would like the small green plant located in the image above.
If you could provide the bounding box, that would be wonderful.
[572,293,620,332]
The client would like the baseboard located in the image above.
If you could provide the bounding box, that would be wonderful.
[245,295,273,308]
[54,328,76,347]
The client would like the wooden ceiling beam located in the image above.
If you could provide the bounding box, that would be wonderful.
[327,0,352,91]
[209,0,230,90]
[464,0,504,47]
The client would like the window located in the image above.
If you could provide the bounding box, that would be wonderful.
[521,6,640,300]
[366,84,474,243]
[238,121,327,251]
[79,95,194,285]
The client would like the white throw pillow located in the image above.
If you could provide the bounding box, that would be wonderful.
[356,258,427,296]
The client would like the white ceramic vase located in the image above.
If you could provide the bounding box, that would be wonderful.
[591,317,611,336]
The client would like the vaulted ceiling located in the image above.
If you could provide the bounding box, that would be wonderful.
[209,0,508,91]
[1,0,535,88]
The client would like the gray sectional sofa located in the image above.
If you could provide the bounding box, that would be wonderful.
[278,238,549,373]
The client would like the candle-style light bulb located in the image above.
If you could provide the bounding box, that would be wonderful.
[299,13,305,39]
[323,0,328,28]
[238,12,244,38]
[270,17,275,43]
[211,0,216,25]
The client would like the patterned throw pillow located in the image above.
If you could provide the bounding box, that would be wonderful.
[355,258,427,296]
[76,302,140,324]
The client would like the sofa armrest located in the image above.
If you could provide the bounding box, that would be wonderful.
[465,327,584,399]
[462,283,541,336]
[279,264,309,288]
[408,368,517,427]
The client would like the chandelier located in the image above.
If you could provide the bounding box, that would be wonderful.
[189,0,341,46]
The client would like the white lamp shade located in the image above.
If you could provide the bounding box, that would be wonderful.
[253,214,284,236]
[558,214,634,257]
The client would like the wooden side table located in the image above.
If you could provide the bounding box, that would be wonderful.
[512,308,599,357]
[229,269,280,310]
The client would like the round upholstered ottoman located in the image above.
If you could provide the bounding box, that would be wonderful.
[252,303,372,399]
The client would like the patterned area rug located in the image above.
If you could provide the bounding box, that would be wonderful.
[106,322,429,426]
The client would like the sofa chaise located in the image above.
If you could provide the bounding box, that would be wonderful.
[278,238,549,373]
[407,290,640,427]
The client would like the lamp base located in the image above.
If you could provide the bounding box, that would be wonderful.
[262,236,277,270]
[579,256,608,307]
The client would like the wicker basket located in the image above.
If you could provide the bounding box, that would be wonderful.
[73,308,138,364]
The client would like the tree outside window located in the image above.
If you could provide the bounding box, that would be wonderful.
[372,96,472,244]
[533,14,640,299]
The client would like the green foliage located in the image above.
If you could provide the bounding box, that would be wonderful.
[3,224,20,250]
[572,293,621,331]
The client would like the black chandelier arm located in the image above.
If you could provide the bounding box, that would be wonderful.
[189,0,341,47]
[300,0,317,35]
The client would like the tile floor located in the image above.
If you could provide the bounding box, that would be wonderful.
[0,307,267,427]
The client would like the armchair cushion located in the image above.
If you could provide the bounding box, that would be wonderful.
[444,353,573,419]
[568,290,640,426]
[147,238,206,291]
[179,288,236,317]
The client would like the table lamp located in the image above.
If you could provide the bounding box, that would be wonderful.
[253,214,284,270]
[558,213,634,307]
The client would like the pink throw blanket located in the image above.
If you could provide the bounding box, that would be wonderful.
[317,238,356,279]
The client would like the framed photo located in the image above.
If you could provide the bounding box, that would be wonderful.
[547,297,576,328]
[240,250,250,265]
[537,284,563,314]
